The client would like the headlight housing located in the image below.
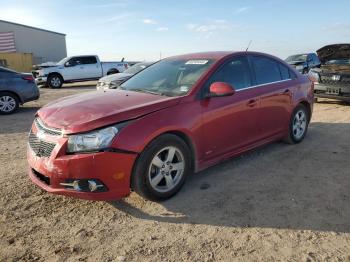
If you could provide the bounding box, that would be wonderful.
[67,125,119,153]
[308,70,320,84]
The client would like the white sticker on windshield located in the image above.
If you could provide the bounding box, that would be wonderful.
[185,60,208,65]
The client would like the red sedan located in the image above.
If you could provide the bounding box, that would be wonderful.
[27,51,314,201]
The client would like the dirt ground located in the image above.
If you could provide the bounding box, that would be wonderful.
[1,82,350,262]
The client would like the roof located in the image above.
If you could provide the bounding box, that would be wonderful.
[168,51,234,60]
[0,20,66,36]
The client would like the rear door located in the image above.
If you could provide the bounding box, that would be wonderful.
[200,55,262,160]
[249,55,294,138]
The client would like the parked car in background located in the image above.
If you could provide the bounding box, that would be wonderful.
[34,55,129,88]
[97,62,153,90]
[285,53,321,74]
[0,67,39,114]
[27,51,313,201]
[309,44,350,102]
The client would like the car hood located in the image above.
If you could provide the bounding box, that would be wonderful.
[38,90,181,134]
[99,73,133,83]
[33,62,59,70]
[317,44,350,63]
[287,61,305,66]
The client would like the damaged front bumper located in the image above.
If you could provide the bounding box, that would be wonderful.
[27,120,138,201]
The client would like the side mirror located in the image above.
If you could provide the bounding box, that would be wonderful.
[207,82,235,97]
[64,62,71,67]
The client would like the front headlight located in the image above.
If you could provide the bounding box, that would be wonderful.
[308,70,320,84]
[67,126,119,153]
[38,70,46,77]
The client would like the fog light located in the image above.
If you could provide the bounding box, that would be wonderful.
[60,179,107,192]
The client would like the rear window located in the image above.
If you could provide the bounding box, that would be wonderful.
[251,56,282,85]
[279,63,291,80]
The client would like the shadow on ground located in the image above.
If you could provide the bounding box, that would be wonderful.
[111,122,350,233]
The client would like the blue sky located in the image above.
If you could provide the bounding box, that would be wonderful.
[1,0,349,61]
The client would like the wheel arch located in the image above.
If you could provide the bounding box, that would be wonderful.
[107,68,119,75]
[298,100,312,122]
[129,129,197,190]
[47,72,64,82]
[0,90,23,104]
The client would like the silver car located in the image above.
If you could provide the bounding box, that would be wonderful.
[96,62,153,90]
[0,67,40,114]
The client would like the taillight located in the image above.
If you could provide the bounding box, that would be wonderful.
[22,75,34,82]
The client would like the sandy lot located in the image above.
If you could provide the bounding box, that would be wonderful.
[1,83,350,261]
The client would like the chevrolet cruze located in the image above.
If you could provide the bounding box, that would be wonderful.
[27,51,314,201]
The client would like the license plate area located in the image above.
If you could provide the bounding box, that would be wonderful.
[326,88,340,95]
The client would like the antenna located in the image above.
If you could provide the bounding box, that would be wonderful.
[245,40,252,52]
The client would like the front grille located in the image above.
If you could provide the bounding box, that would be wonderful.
[320,75,350,86]
[28,132,56,157]
[34,117,62,136]
[32,169,50,185]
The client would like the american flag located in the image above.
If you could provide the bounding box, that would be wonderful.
[0,32,16,52]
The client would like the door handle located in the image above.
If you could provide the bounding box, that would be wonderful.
[247,99,258,107]
[283,89,290,94]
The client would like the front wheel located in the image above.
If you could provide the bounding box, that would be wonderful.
[131,134,191,201]
[47,74,63,88]
[284,104,310,144]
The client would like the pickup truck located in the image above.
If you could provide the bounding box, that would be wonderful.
[33,55,129,88]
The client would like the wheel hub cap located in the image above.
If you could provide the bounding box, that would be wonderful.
[292,110,307,140]
[0,96,16,112]
[148,146,185,193]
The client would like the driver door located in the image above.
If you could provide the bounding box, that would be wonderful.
[63,57,84,81]
[200,56,262,161]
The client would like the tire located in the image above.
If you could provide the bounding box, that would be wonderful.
[131,134,192,201]
[0,92,19,115]
[47,74,63,88]
[284,104,310,144]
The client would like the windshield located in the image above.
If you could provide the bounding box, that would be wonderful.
[124,62,152,75]
[325,59,350,65]
[57,57,69,65]
[286,54,307,62]
[120,58,214,97]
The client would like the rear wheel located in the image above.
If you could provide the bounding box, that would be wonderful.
[131,134,191,201]
[284,104,310,144]
[47,74,63,88]
[107,69,119,75]
[0,92,19,114]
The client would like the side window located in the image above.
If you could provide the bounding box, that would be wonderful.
[68,57,81,66]
[251,56,282,85]
[278,63,290,80]
[209,56,252,90]
[81,56,97,64]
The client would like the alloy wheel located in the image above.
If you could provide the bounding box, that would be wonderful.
[292,109,307,140]
[0,95,16,113]
[51,76,61,87]
[148,146,185,193]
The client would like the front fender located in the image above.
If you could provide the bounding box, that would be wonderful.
[110,100,203,163]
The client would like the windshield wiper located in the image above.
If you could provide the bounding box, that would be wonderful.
[130,89,165,96]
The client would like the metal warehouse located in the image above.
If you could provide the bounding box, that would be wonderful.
[0,20,67,71]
